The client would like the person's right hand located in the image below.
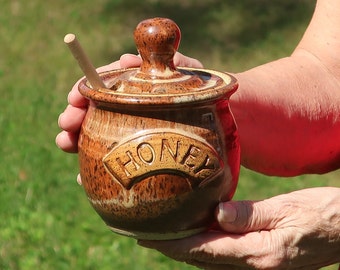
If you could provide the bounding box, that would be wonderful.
[56,52,203,153]
[138,187,340,270]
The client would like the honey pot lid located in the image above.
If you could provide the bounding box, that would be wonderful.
[79,17,238,107]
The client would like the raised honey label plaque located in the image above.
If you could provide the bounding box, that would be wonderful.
[103,130,224,189]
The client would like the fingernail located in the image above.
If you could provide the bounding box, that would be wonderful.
[57,113,64,127]
[217,203,237,224]
[77,174,82,185]
[67,91,72,103]
[55,133,62,149]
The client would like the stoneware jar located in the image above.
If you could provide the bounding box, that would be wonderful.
[77,17,240,240]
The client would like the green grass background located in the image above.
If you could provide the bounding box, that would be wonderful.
[1,0,339,269]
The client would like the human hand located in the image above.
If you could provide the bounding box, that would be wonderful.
[56,53,140,153]
[55,52,203,153]
[138,187,340,270]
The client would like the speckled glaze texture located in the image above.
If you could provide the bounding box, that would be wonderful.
[77,18,240,240]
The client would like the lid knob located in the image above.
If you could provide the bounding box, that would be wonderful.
[134,18,181,78]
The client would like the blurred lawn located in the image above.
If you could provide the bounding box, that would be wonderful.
[1,0,339,269]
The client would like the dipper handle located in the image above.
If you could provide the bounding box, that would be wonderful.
[134,18,181,78]
[64,33,106,89]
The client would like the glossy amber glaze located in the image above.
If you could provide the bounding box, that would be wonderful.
[77,18,240,240]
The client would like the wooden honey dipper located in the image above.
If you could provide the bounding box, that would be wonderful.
[64,33,106,89]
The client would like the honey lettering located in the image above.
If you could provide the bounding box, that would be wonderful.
[103,131,223,189]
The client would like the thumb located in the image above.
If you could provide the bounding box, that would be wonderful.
[216,200,276,233]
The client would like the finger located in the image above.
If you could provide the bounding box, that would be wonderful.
[55,131,79,153]
[96,54,141,73]
[67,61,116,106]
[185,260,247,270]
[96,61,121,73]
[216,200,278,233]
[119,53,142,68]
[67,80,89,107]
[138,231,262,267]
[138,229,327,270]
[58,105,87,132]
[174,52,204,68]
[119,52,203,69]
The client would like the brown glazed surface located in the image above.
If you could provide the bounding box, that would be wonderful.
[77,18,240,240]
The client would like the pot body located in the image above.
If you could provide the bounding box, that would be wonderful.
[78,72,240,239]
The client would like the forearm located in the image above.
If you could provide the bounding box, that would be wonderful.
[231,56,340,176]
[230,0,340,176]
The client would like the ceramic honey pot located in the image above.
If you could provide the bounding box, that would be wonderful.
[76,17,240,240]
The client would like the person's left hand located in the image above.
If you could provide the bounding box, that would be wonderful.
[56,54,141,153]
[56,53,202,153]
[138,187,340,270]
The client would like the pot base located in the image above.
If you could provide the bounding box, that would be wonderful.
[108,225,207,240]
